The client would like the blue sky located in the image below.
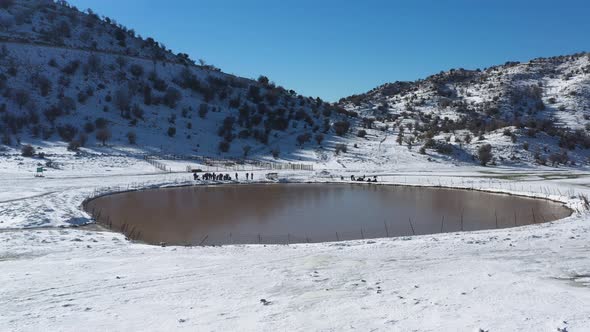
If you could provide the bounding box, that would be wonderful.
[68,0,589,101]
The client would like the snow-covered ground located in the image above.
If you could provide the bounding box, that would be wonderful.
[1,148,590,331]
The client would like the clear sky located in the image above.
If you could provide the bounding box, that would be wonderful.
[67,0,590,101]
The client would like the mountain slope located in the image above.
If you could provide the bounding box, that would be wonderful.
[0,0,355,163]
[338,53,590,167]
[0,0,589,170]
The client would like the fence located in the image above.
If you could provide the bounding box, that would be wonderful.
[143,156,172,172]
[143,153,313,172]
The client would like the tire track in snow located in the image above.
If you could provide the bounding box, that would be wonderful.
[0,190,60,204]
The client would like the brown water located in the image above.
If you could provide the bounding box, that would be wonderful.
[85,183,571,245]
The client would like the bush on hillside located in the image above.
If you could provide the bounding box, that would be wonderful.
[21,144,35,157]
[333,120,350,136]
[478,144,493,166]
[126,131,137,144]
[96,128,111,146]
[219,140,230,152]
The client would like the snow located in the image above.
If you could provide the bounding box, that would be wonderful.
[1,149,590,331]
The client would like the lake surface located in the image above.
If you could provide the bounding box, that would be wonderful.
[85,183,571,245]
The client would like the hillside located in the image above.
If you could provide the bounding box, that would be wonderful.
[0,0,356,165]
[339,53,590,167]
[0,0,589,170]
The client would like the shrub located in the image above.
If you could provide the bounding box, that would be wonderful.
[85,54,102,74]
[198,103,208,118]
[96,128,111,146]
[129,64,144,77]
[115,56,127,69]
[247,85,261,103]
[315,133,324,145]
[296,133,311,146]
[511,133,517,143]
[114,88,131,115]
[126,131,137,144]
[43,106,63,124]
[77,133,88,147]
[335,143,348,155]
[21,144,35,157]
[67,140,81,151]
[163,87,182,108]
[257,75,269,85]
[33,74,52,96]
[435,142,453,155]
[62,60,81,75]
[229,96,241,109]
[77,90,89,104]
[238,129,250,139]
[478,144,493,166]
[534,152,547,165]
[333,120,350,136]
[549,151,569,166]
[167,126,176,137]
[143,86,152,105]
[1,133,11,146]
[95,117,108,129]
[357,129,367,138]
[130,104,144,119]
[57,124,78,142]
[153,78,167,91]
[13,89,29,108]
[271,147,280,159]
[0,0,14,9]
[242,145,251,157]
[219,140,230,152]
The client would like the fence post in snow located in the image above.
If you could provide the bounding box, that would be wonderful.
[408,217,415,236]
[514,211,517,226]
[495,210,498,229]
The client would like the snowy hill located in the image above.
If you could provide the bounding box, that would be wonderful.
[0,0,589,170]
[338,53,590,167]
[0,0,356,164]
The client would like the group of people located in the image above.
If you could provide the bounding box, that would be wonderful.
[341,175,378,183]
[193,172,255,181]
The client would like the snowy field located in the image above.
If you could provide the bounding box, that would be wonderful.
[1,149,590,331]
